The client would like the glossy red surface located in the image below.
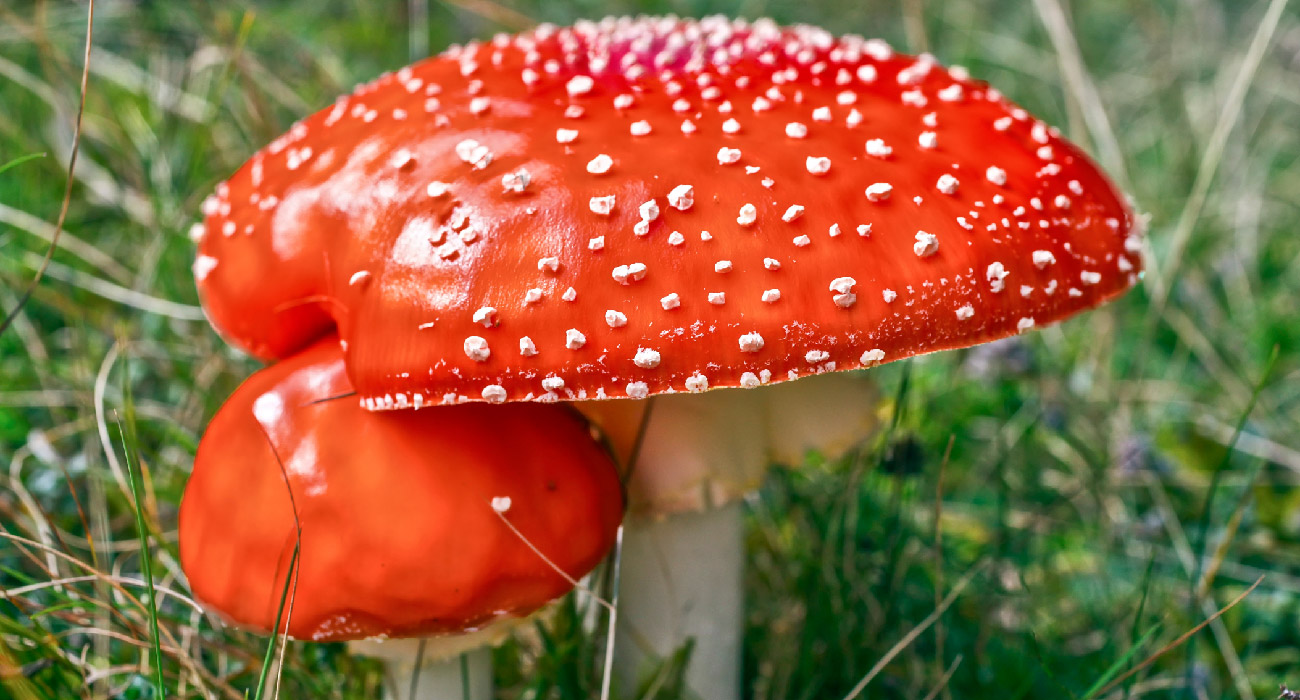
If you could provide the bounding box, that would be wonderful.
[195,17,1141,408]
[179,338,623,641]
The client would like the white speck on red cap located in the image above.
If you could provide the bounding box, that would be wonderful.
[865,183,892,201]
[611,262,647,285]
[914,231,939,257]
[455,139,493,169]
[805,350,830,364]
[829,277,856,294]
[633,348,661,368]
[464,336,491,362]
[639,199,660,221]
[473,306,498,327]
[566,75,594,96]
[938,84,964,102]
[501,169,531,193]
[565,329,586,349]
[737,203,758,226]
[685,373,708,392]
[668,184,695,211]
[986,262,1009,292]
[193,255,218,281]
[541,376,565,392]
[936,174,959,195]
[865,139,892,158]
[806,156,831,174]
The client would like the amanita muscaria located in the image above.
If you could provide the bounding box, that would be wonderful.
[180,337,623,698]
[191,15,1141,700]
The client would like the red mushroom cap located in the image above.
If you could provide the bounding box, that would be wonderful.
[178,337,623,641]
[195,16,1141,407]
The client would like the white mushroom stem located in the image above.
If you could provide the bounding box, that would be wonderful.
[616,502,745,700]
[581,372,879,700]
[349,634,496,700]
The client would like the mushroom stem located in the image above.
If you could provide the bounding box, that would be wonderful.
[582,374,880,700]
[350,638,492,700]
[581,391,763,700]
[614,501,745,700]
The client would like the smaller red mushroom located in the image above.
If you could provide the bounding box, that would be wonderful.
[179,337,623,698]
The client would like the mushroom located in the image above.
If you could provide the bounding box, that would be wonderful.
[191,15,1142,699]
[179,337,622,699]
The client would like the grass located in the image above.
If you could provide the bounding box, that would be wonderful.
[3,0,1300,698]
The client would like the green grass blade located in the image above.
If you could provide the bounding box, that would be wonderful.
[1080,624,1162,700]
[116,413,166,698]
[0,153,46,178]
[1120,555,1158,700]
[253,542,299,700]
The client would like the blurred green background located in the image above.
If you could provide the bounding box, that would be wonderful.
[3,0,1300,698]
